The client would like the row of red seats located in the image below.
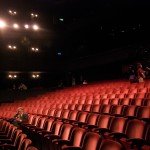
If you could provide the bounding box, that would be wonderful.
[0,105,149,121]
[20,113,150,150]
[0,119,37,150]
[11,91,150,103]
[1,97,150,112]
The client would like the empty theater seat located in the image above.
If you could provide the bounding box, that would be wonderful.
[62,131,102,150]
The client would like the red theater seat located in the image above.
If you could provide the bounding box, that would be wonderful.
[62,132,102,150]
[122,105,137,118]
[119,98,131,105]
[120,119,147,149]
[109,98,120,105]
[136,106,150,121]
[60,127,86,150]
[100,104,111,114]
[142,99,150,106]
[110,105,123,116]
[99,139,124,150]
[94,115,113,135]
[91,105,101,113]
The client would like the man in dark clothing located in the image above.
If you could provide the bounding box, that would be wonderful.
[11,107,28,128]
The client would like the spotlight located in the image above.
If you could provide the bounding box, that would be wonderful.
[8,45,17,50]
[8,10,17,15]
[32,24,39,30]
[24,24,29,29]
[0,20,6,28]
[31,13,38,18]
[13,23,19,29]
[8,45,12,48]
[8,75,12,78]
[31,47,39,52]
[32,74,40,78]
[8,74,17,79]
[59,18,64,22]
[13,46,16,49]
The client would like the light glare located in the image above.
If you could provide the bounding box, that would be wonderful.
[0,20,6,28]
[13,23,19,29]
[24,24,29,29]
[33,24,39,30]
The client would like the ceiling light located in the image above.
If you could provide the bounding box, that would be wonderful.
[13,23,19,29]
[24,24,29,29]
[8,75,12,78]
[9,10,17,15]
[0,20,6,28]
[32,24,39,30]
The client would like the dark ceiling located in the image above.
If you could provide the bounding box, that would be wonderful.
[0,0,150,73]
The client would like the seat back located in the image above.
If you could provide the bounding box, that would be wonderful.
[60,109,70,120]
[86,113,99,126]
[8,126,18,141]
[125,119,146,140]
[69,127,86,147]
[36,117,47,128]
[28,114,35,124]
[68,110,78,122]
[109,117,127,134]
[31,115,41,126]
[12,129,22,146]
[122,105,137,117]
[136,106,150,120]
[99,139,123,150]
[27,146,38,150]
[81,132,102,150]
[97,115,113,129]
[145,124,150,145]
[76,112,88,123]
[50,121,63,135]
[110,105,123,116]
[43,118,55,132]
[100,105,111,114]
[19,138,32,150]
[59,124,73,140]
[15,133,27,150]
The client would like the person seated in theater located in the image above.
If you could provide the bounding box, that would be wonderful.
[18,82,28,90]
[10,107,28,127]
[137,63,146,83]
[83,80,88,84]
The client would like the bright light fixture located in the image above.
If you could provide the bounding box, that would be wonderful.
[31,47,39,52]
[32,74,40,78]
[0,20,6,28]
[8,75,12,78]
[31,13,38,18]
[24,24,29,29]
[32,24,39,30]
[13,23,19,29]
[8,10,17,15]
[8,45,17,50]
[8,74,17,79]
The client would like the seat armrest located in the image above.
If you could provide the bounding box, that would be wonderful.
[44,134,60,139]
[62,145,82,150]
[52,139,70,144]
